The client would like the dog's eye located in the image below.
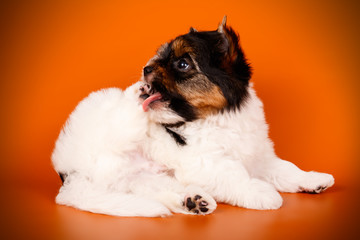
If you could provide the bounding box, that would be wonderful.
[175,59,191,72]
[178,59,189,69]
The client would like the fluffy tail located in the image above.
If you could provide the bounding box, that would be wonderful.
[55,179,171,217]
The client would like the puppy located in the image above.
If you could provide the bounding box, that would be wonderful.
[52,17,334,217]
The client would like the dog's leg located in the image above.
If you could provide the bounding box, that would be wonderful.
[254,158,335,193]
[55,174,173,217]
[181,160,283,210]
[227,177,283,210]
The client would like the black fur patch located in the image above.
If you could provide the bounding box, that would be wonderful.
[152,81,198,122]
[168,96,197,122]
[58,172,67,184]
[164,127,187,146]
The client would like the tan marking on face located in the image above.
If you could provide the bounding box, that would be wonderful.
[172,38,194,57]
[178,80,227,118]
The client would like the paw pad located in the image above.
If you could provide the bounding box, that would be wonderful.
[183,195,209,214]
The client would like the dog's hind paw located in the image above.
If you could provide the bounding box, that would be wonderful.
[183,193,216,215]
[297,172,334,194]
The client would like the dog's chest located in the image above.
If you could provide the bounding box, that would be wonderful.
[144,120,241,168]
[144,104,269,171]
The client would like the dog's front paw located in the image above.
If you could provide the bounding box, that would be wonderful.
[298,172,335,194]
[240,179,283,210]
[183,194,216,215]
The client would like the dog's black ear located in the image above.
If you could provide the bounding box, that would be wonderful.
[189,27,198,33]
[217,16,251,81]
[217,16,227,34]
[217,16,240,65]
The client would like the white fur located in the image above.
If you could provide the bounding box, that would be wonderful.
[52,82,334,217]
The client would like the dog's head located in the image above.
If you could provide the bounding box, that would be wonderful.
[139,17,251,125]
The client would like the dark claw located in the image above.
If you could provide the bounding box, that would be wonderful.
[194,210,199,214]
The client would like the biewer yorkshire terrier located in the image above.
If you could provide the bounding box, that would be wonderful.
[52,17,334,216]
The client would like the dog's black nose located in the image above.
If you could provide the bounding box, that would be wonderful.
[143,66,153,76]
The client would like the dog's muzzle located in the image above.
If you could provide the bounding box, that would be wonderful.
[139,80,163,112]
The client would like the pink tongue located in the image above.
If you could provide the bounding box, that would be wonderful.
[142,92,162,112]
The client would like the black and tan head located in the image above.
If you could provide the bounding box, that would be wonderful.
[139,16,252,125]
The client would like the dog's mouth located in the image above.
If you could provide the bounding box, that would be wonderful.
[139,84,166,112]
[141,92,162,112]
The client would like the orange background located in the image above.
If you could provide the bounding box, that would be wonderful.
[1,0,359,239]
